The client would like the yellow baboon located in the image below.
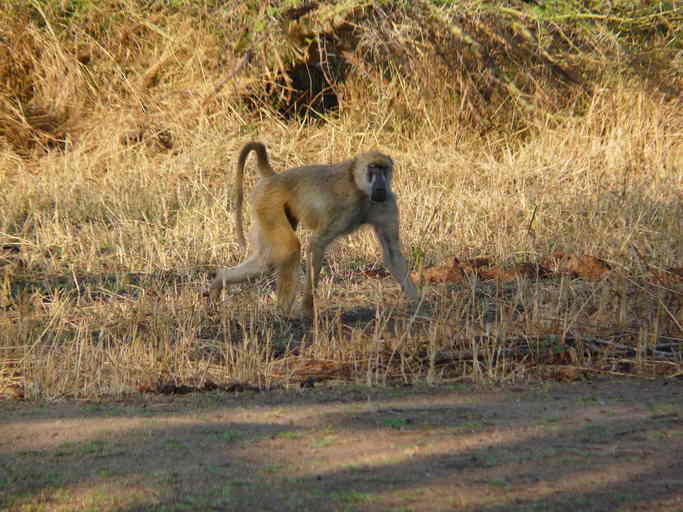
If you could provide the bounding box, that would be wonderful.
[207,142,418,317]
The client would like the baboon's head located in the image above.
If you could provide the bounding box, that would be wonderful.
[353,152,393,202]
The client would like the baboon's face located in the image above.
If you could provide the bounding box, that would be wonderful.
[352,152,394,202]
[367,162,389,202]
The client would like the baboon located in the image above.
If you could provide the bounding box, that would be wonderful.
[207,142,418,317]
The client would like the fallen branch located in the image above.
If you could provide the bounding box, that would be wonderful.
[202,49,254,108]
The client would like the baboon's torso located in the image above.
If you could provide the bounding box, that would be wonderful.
[257,163,371,233]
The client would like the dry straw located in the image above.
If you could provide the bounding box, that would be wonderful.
[1,1,681,399]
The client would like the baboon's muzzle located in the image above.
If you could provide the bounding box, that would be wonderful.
[371,188,387,202]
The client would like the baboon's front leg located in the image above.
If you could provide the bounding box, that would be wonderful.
[372,212,418,300]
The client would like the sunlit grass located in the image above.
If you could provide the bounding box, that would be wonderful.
[0,1,681,400]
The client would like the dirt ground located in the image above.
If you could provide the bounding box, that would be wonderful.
[1,379,682,512]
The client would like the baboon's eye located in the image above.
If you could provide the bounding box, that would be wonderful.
[367,163,386,179]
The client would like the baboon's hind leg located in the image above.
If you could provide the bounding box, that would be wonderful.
[268,222,301,315]
[207,250,272,300]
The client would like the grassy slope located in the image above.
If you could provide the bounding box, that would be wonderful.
[0,1,681,399]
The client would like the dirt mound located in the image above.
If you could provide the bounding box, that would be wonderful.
[411,253,613,284]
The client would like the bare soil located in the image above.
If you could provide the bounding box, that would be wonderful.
[2,379,682,511]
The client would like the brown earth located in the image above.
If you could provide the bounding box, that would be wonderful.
[411,253,614,284]
[409,254,683,288]
[2,379,682,511]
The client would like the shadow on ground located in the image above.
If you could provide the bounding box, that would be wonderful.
[1,379,682,511]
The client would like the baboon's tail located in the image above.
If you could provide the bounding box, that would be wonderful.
[235,142,275,248]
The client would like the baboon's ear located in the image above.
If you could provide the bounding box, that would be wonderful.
[349,156,359,175]
[351,157,365,186]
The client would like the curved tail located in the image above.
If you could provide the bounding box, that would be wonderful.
[235,142,275,248]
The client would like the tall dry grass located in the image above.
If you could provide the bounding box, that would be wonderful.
[1,1,681,399]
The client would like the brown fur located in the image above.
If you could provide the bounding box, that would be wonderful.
[207,142,418,317]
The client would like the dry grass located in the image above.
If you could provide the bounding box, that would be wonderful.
[1,1,681,399]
